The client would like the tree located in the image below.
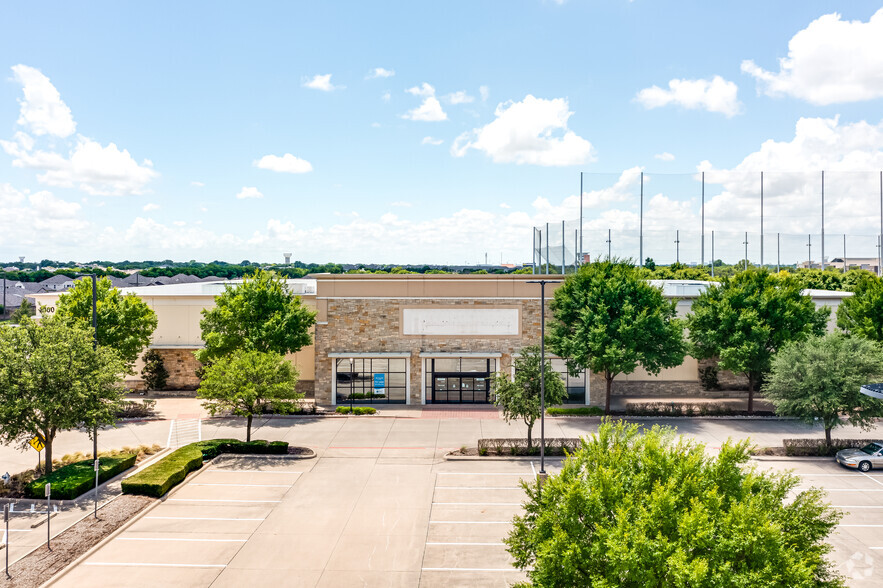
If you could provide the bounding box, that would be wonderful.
[198,350,301,442]
[506,420,844,587]
[492,346,567,448]
[548,261,686,414]
[141,349,169,391]
[836,273,883,341]
[195,270,316,365]
[644,257,656,271]
[764,333,883,446]
[0,317,127,474]
[687,269,829,412]
[10,298,35,323]
[54,276,158,367]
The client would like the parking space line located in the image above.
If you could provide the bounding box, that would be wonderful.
[144,516,266,521]
[840,525,883,527]
[796,488,883,492]
[436,487,522,490]
[429,521,511,524]
[117,538,248,542]
[426,542,506,546]
[432,502,522,506]
[438,473,531,476]
[832,506,883,509]
[861,473,883,487]
[167,499,282,503]
[422,567,515,572]
[84,562,227,568]
[190,483,292,487]
[206,470,303,474]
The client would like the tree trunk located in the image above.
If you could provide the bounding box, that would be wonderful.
[605,372,613,415]
[526,422,533,449]
[825,426,832,448]
[246,414,253,443]
[747,374,755,414]
[44,438,53,475]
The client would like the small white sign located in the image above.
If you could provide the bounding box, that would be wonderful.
[402,308,519,336]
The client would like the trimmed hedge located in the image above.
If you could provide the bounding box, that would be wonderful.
[477,438,581,456]
[27,454,136,500]
[121,439,290,498]
[547,407,604,417]
[783,438,881,457]
[336,406,377,415]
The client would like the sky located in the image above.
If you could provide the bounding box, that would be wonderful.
[2,1,883,266]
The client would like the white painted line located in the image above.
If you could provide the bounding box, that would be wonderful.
[839,525,883,527]
[190,483,291,488]
[436,487,522,490]
[145,516,266,521]
[530,461,537,477]
[166,420,174,449]
[796,488,883,492]
[429,521,511,524]
[167,499,282,503]
[117,537,247,543]
[800,474,883,477]
[871,547,883,550]
[84,562,227,568]
[426,542,506,546]
[422,567,515,572]
[861,472,883,487]
[432,502,522,506]
[207,470,302,474]
[438,472,530,476]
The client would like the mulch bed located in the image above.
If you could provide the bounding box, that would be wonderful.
[0,495,154,588]
[287,446,313,456]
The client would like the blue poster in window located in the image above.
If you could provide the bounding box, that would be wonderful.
[373,373,386,396]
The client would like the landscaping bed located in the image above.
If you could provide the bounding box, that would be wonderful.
[0,495,153,588]
[752,438,881,457]
[457,438,583,457]
[547,402,775,417]
[25,455,136,500]
[121,439,292,498]
[335,406,376,415]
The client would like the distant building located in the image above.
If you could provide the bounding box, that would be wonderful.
[828,257,880,274]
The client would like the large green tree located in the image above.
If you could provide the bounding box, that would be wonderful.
[507,420,844,587]
[687,269,829,413]
[836,273,883,341]
[195,270,316,365]
[492,346,567,448]
[548,261,686,414]
[0,317,127,474]
[54,276,158,367]
[764,333,883,446]
[197,349,301,442]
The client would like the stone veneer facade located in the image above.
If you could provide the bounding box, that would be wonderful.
[153,348,202,391]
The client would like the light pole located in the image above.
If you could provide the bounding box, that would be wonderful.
[349,357,354,414]
[73,274,99,514]
[527,279,560,477]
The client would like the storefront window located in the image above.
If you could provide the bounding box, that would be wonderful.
[336,357,408,404]
[424,357,498,404]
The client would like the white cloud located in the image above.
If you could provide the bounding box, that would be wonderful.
[445,91,474,105]
[421,136,443,146]
[367,67,395,79]
[636,76,743,117]
[254,153,313,174]
[381,92,391,102]
[390,201,412,207]
[479,86,489,102]
[499,203,511,209]
[2,135,158,195]
[654,152,675,161]
[0,184,89,252]
[236,186,263,199]
[742,9,883,105]
[451,95,594,166]
[371,122,381,128]
[402,83,447,122]
[143,202,160,211]
[191,181,205,187]
[173,221,186,227]
[302,74,343,92]
[10,65,76,137]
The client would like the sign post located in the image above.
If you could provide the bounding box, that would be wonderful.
[4,503,9,578]
[94,459,100,518]
[45,483,51,551]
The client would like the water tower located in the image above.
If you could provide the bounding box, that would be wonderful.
[283,253,292,265]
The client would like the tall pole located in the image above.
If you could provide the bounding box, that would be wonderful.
[675,230,680,264]
[807,234,812,268]
[711,231,715,277]
[91,275,98,462]
[743,232,748,270]
[561,220,565,274]
[607,229,611,260]
[532,229,537,274]
[579,172,584,261]
[843,234,847,273]
[4,503,8,578]
[760,171,764,268]
[574,230,578,271]
[701,172,705,268]
[349,358,354,413]
[545,223,550,274]
[639,172,644,268]
[821,171,825,270]
[777,232,781,273]
[528,279,560,477]
[879,171,882,277]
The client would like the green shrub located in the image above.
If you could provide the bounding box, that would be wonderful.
[122,439,290,498]
[336,406,377,415]
[121,445,203,498]
[783,438,879,457]
[477,438,581,456]
[546,407,604,417]
[27,454,136,500]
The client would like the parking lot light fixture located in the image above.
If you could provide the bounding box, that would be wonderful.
[528,279,560,476]
[349,357,354,414]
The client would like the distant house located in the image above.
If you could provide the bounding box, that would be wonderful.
[38,274,75,291]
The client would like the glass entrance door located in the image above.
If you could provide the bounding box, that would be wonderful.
[431,374,492,403]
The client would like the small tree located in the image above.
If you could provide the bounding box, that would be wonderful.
[197,350,301,442]
[55,277,158,368]
[764,333,883,446]
[195,270,316,365]
[507,420,844,586]
[836,273,883,341]
[10,298,35,323]
[549,260,686,414]
[141,349,169,391]
[0,317,126,474]
[492,346,567,449]
[687,269,829,412]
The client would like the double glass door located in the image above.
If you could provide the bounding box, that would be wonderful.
[432,374,490,403]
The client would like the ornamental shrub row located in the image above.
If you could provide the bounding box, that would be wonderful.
[27,454,136,500]
[783,438,879,456]
[477,438,581,457]
[335,406,377,415]
[121,439,289,498]
[546,407,604,417]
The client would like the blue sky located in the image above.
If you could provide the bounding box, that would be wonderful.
[2,1,883,265]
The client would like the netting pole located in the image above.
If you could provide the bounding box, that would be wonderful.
[532,228,537,274]
[574,230,578,272]
[545,222,550,274]
[639,172,644,268]
[607,229,611,260]
[701,172,705,268]
[561,220,565,274]
[807,234,812,268]
[743,232,748,270]
[821,170,825,270]
[711,231,715,277]
[843,234,847,273]
[760,171,764,268]
[579,172,584,262]
[776,233,780,273]
[675,230,680,264]
[879,171,882,277]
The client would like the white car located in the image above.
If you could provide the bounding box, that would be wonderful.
[836,442,883,472]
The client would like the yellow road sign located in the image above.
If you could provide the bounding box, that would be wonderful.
[28,436,45,452]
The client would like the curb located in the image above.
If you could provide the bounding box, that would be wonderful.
[750,456,833,462]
